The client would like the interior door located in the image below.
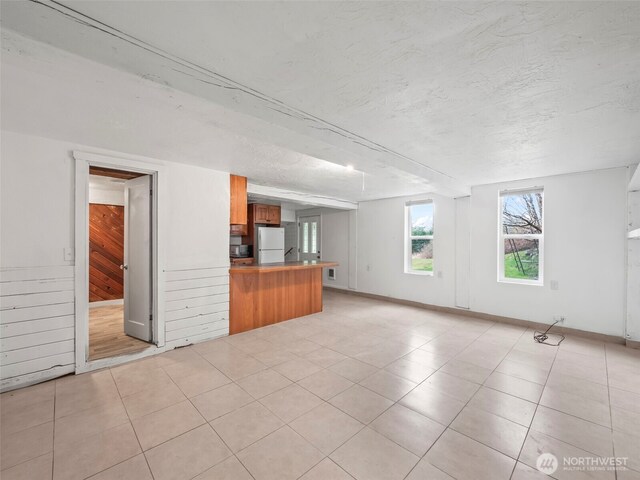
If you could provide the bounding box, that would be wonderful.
[123,175,152,342]
[299,215,321,261]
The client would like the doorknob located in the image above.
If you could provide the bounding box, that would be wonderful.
[120,264,128,270]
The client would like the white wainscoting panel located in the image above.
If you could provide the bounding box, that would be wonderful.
[1,266,76,390]
[1,265,231,391]
[164,266,229,349]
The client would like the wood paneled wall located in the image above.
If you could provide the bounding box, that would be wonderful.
[89,204,124,302]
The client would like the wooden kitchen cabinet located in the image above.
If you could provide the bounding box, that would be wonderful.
[229,261,338,334]
[251,203,281,225]
[230,257,254,265]
[230,223,248,236]
[253,204,270,224]
[243,203,282,246]
[267,205,281,225]
[230,175,248,225]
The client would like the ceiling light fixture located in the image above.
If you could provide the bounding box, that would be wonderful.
[346,164,354,171]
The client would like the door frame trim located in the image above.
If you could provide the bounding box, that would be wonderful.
[74,151,166,373]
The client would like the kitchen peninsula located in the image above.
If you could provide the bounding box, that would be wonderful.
[229,260,338,334]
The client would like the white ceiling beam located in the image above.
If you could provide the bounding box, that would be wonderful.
[247,184,358,211]
[1,0,470,197]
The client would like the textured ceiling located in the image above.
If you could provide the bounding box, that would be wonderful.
[2,1,639,199]
[1,31,429,202]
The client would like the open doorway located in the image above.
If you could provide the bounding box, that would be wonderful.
[88,166,153,360]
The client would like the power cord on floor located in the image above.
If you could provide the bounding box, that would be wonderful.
[533,320,565,346]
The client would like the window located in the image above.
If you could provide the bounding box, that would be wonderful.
[406,201,434,274]
[302,222,309,254]
[499,188,543,284]
[300,221,319,254]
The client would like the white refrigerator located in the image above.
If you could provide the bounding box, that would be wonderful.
[257,227,285,264]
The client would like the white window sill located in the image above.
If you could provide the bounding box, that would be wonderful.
[498,278,543,287]
[405,270,434,277]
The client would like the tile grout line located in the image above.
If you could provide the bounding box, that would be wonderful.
[9,294,637,480]
[116,353,255,479]
[187,343,265,480]
[528,346,620,448]
[51,381,57,480]
[139,314,504,474]
[402,329,623,477]
[49,369,155,480]
[402,324,534,480]
[363,322,508,478]
[604,344,618,480]
[289,318,555,477]
[198,322,426,474]
[285,320,440,473]
[164,347,257,480]
[202,421,259,480]
[506,333,560,479]
[108,367,157,480]
[200,328,377,477]
[398,360,497,475]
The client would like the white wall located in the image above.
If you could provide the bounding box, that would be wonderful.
[322,168,629,337]
[1,131,230,390]
[281,207,296,223]
[294,207,355,289]
[164,162,230,270]
[470,168,628,337]
[454,197,470,308]
[355,193,457,308]
[1,133,75,269]
[1,131,230,270]
[321,211,350,289]
[627,189,640,341]
[283,222,298,261]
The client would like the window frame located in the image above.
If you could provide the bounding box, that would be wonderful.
[404,200,434,276]
[498,188,544,286]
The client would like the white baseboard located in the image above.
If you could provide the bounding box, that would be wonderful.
[1,365,75,393]
[89,299,124,308]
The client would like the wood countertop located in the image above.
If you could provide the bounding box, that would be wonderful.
[229,260,338,274]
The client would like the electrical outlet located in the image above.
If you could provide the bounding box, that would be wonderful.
[553,315,566,323]
[437,271,443,278]
[64,247,74,262]
[550,280,559,290]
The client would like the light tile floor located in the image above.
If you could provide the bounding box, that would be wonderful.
[2,290,640,480]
